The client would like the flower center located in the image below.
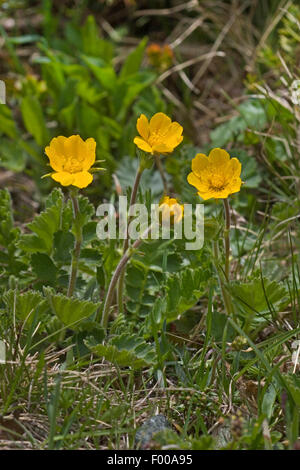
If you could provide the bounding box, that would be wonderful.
[208,176,227,192]
[148,131,165,147]
[63,157,84,174]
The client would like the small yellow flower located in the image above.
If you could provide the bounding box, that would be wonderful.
[187,148,243,200]
[159,195,184,224]
[134,112,183,155]
[44,135,96,189]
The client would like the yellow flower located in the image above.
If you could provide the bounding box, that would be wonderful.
[187,148,242,200]
[44,135,96,188]
[134,112,183,155]
[159,195,184,224]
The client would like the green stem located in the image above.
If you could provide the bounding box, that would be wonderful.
[155,154,168,194]
[102,225,152,329]
[223,198,231,282]
[212,198,233,316]
[117,166,143,314]
[67,190,82,298]
[213,240,232,316]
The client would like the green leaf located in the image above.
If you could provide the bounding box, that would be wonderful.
[261,383,277,420]
[45,289,100,329]
[0,189,14,247]
[146,267,210,332]
[31,253,58,283]
[0,106,18,138]
[18,189,64,254]
[86,333,155,369]
[53,230,75,263]
[0,138,26,172]
[115,71,155,120]
[3,289,48,326]
[119,37,148,79]
[210,311,236,342]
[81,56,117,90]
[230,149,262,189]
[77,194,95,227]
[165,268,207,318]
[116,156,163,198]
[81,16,114,61]
[0,190,21,278]
[9,34,41,45]
[20,95,49,146]
[41,60,65,97]
[283,374,300,406]
[230,277,289,317]
[77,101,102,136]
[210,99,268,147]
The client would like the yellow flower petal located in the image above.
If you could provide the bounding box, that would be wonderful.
[51,172,74,186]
[187,148,243,200]
[72,171,93,189]
[149,112,172,134]
[191,153,209,177]
[208,148,230,166]
[45,135,98,188]
[164,122,183,147]
[187,172,210,192]
[134,113,183,154]
[152,142,173,154]
[45,136,67,172]
[82,137,96,170]
[137,114,149,141]
[159,195,184,224]
[227,177,242,193]
[64,135,85,161]
[226,158,241,179]
[133,136,153,153]
[197,191,214,201]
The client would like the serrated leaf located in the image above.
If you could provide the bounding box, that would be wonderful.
[53,230,75,263]
[146,267,210,332]
[116,156,163,198]
[164,268,209,321]
[31,253,58,283]
[230,278,288,317]
[77,194,95,227]
[18,189,64,254]
[3,289,48,326]
[45,290,100,330]
[86,333,155,369]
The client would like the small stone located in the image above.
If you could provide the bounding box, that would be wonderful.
[135,415,172,449]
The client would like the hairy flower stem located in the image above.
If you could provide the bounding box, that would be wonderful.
[213,240,232,316]
[155,155,168,193]
[223,198,231,282]
[67,189,82,297]
[212,198,234,316]
[117,166,144,314]
[102,225,152,329]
